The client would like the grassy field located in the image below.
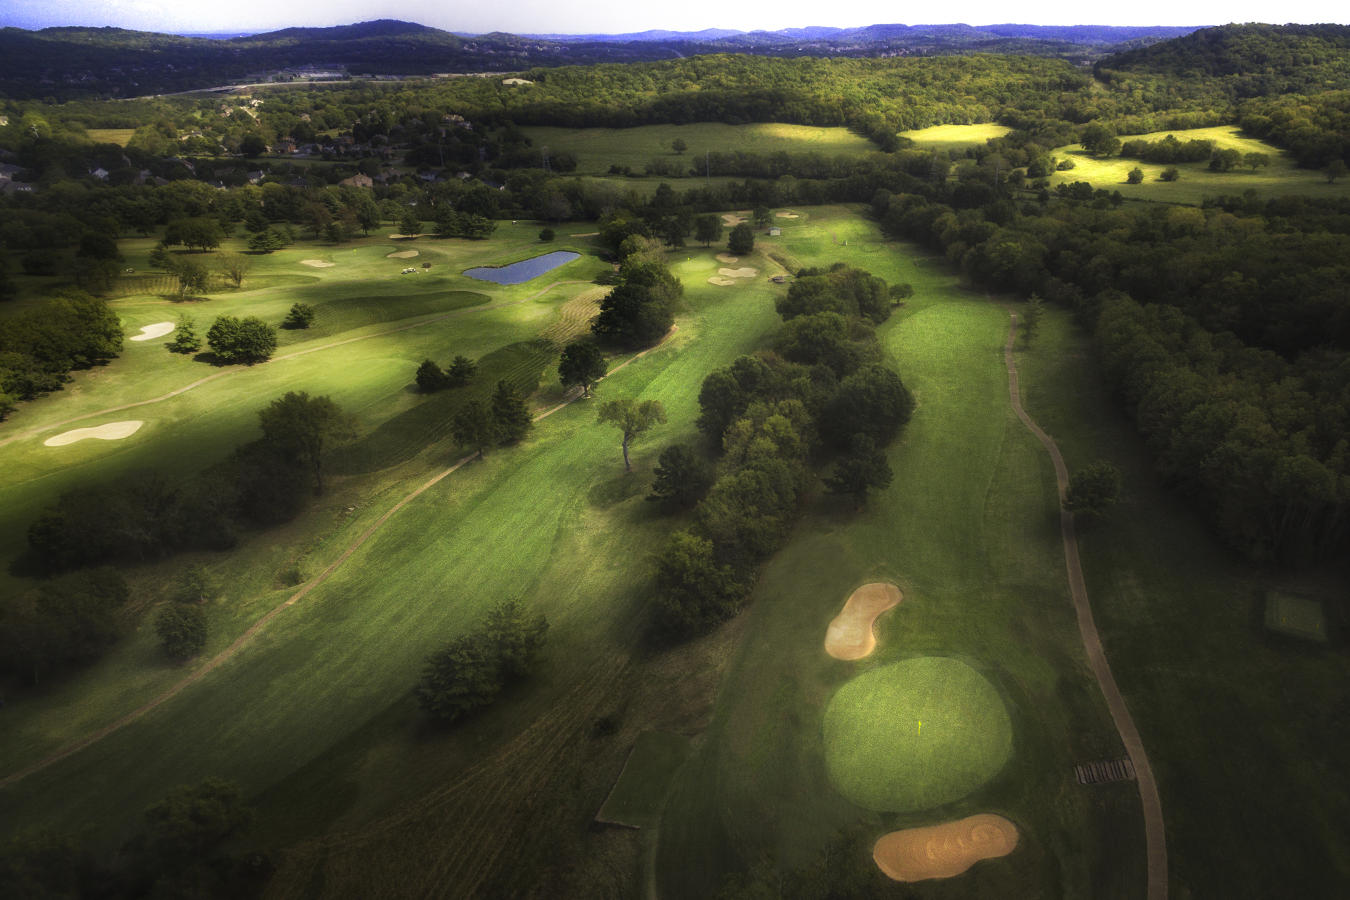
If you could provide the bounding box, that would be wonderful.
[596,731,693,828]
[823,657,1014,812]
[520,123,881,176]
[1017,309,1350,898]
[1047,126,1350,204]
[6,193,1347,900]
[0,214,789,883]
[901,123,1011,150]
[85,128,136,146]
[656,215,1143,899]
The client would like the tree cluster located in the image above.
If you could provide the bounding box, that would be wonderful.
[591,237,681,349]
[655,265,913,636]
[415,601,548,723]
[0,289,122,416]
[416,354,478,392]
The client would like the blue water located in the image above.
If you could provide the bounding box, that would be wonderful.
[462,250,581,285]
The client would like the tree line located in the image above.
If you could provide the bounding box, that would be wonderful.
[875,180,1350,566]
[652,264,914,636]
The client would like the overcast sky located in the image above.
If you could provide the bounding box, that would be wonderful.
[2,1,1347,35]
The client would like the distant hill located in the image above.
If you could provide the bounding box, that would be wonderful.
[1097,23,1350,96]
[0,18,1201,100]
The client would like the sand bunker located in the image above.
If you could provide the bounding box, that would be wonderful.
[825,582,902,660]
[386,249,420,259]
[873,814,1019,882]
[775,211,801,218]
[571,231,600,237]
[44,420,144,447]
[501,77,534,85]
[707,276,736,286]
[129,322,174,342]
[721,213,747,226]
[715,253,740,264]
[300,259,334,268]
[718,267,758,279]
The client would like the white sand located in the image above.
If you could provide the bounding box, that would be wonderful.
[718,267,758,279]
[386,249,420,259]
[44,421,144,447]
[129,322,174,342]
[300,259,334,268]
[775,211,801,218]
[707,276,736,286]
[501,78,534,85]
[715,253,740,264]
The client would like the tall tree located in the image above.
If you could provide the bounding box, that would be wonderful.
[452,400,497,458]
[256,391,356,493]
[647,444,714,507]
[728,222,755,255]
[558,341,606,397]
[824,435,893,504]
[491,380,533,444]
[694,214,721,247]
[597,398,667,471]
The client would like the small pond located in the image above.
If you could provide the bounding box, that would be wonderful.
[463,250,580,285]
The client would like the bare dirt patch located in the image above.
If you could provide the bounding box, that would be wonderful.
[718,267,758,279]
[386,249,420,259]
[129,322,174,342]
[501,77,534,85]
[721,213,747,226]
[873,814,1019,882]
[825,582,901,660]
[707,276,736,286]
[44,421,144,447]
[715,253,740,264]
[570,231,600,237]
[300,259,334,268]
[775,211,801,218]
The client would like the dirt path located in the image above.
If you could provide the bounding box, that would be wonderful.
[0,281,595,450]
[0,329,669,791]
[1002,309,1167,900]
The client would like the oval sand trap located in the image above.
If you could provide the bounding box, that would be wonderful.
[44,421,144,447]
[775,211,801,218]
[300,259,334,267]
[129,322,174,342]
[715,253,740,264]
[873,814,1019,882]
[386,249,420,259]
[825,582,902,660]
[718,267,758,279]
[707,276,736,286]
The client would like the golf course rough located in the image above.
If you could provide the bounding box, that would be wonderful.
[823,657,1012,811]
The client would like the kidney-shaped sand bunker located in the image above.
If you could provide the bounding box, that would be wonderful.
[824,657,1012,811]
[873,813,1019,881]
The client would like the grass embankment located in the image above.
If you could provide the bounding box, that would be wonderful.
[1048,126,1350,204]
[657,215,1142,899]
[521,123,882,176]
[1018,310,1350,899]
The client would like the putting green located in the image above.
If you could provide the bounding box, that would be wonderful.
[823,657,1012,812]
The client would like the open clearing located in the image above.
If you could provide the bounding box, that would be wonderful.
[1048,125,1350,204]
[43,421,144,446]
[824,582,901,660]
[520,122,880,175]
[873,813,1019,881]
[129,321,175,341]
[900,123,1011,149]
